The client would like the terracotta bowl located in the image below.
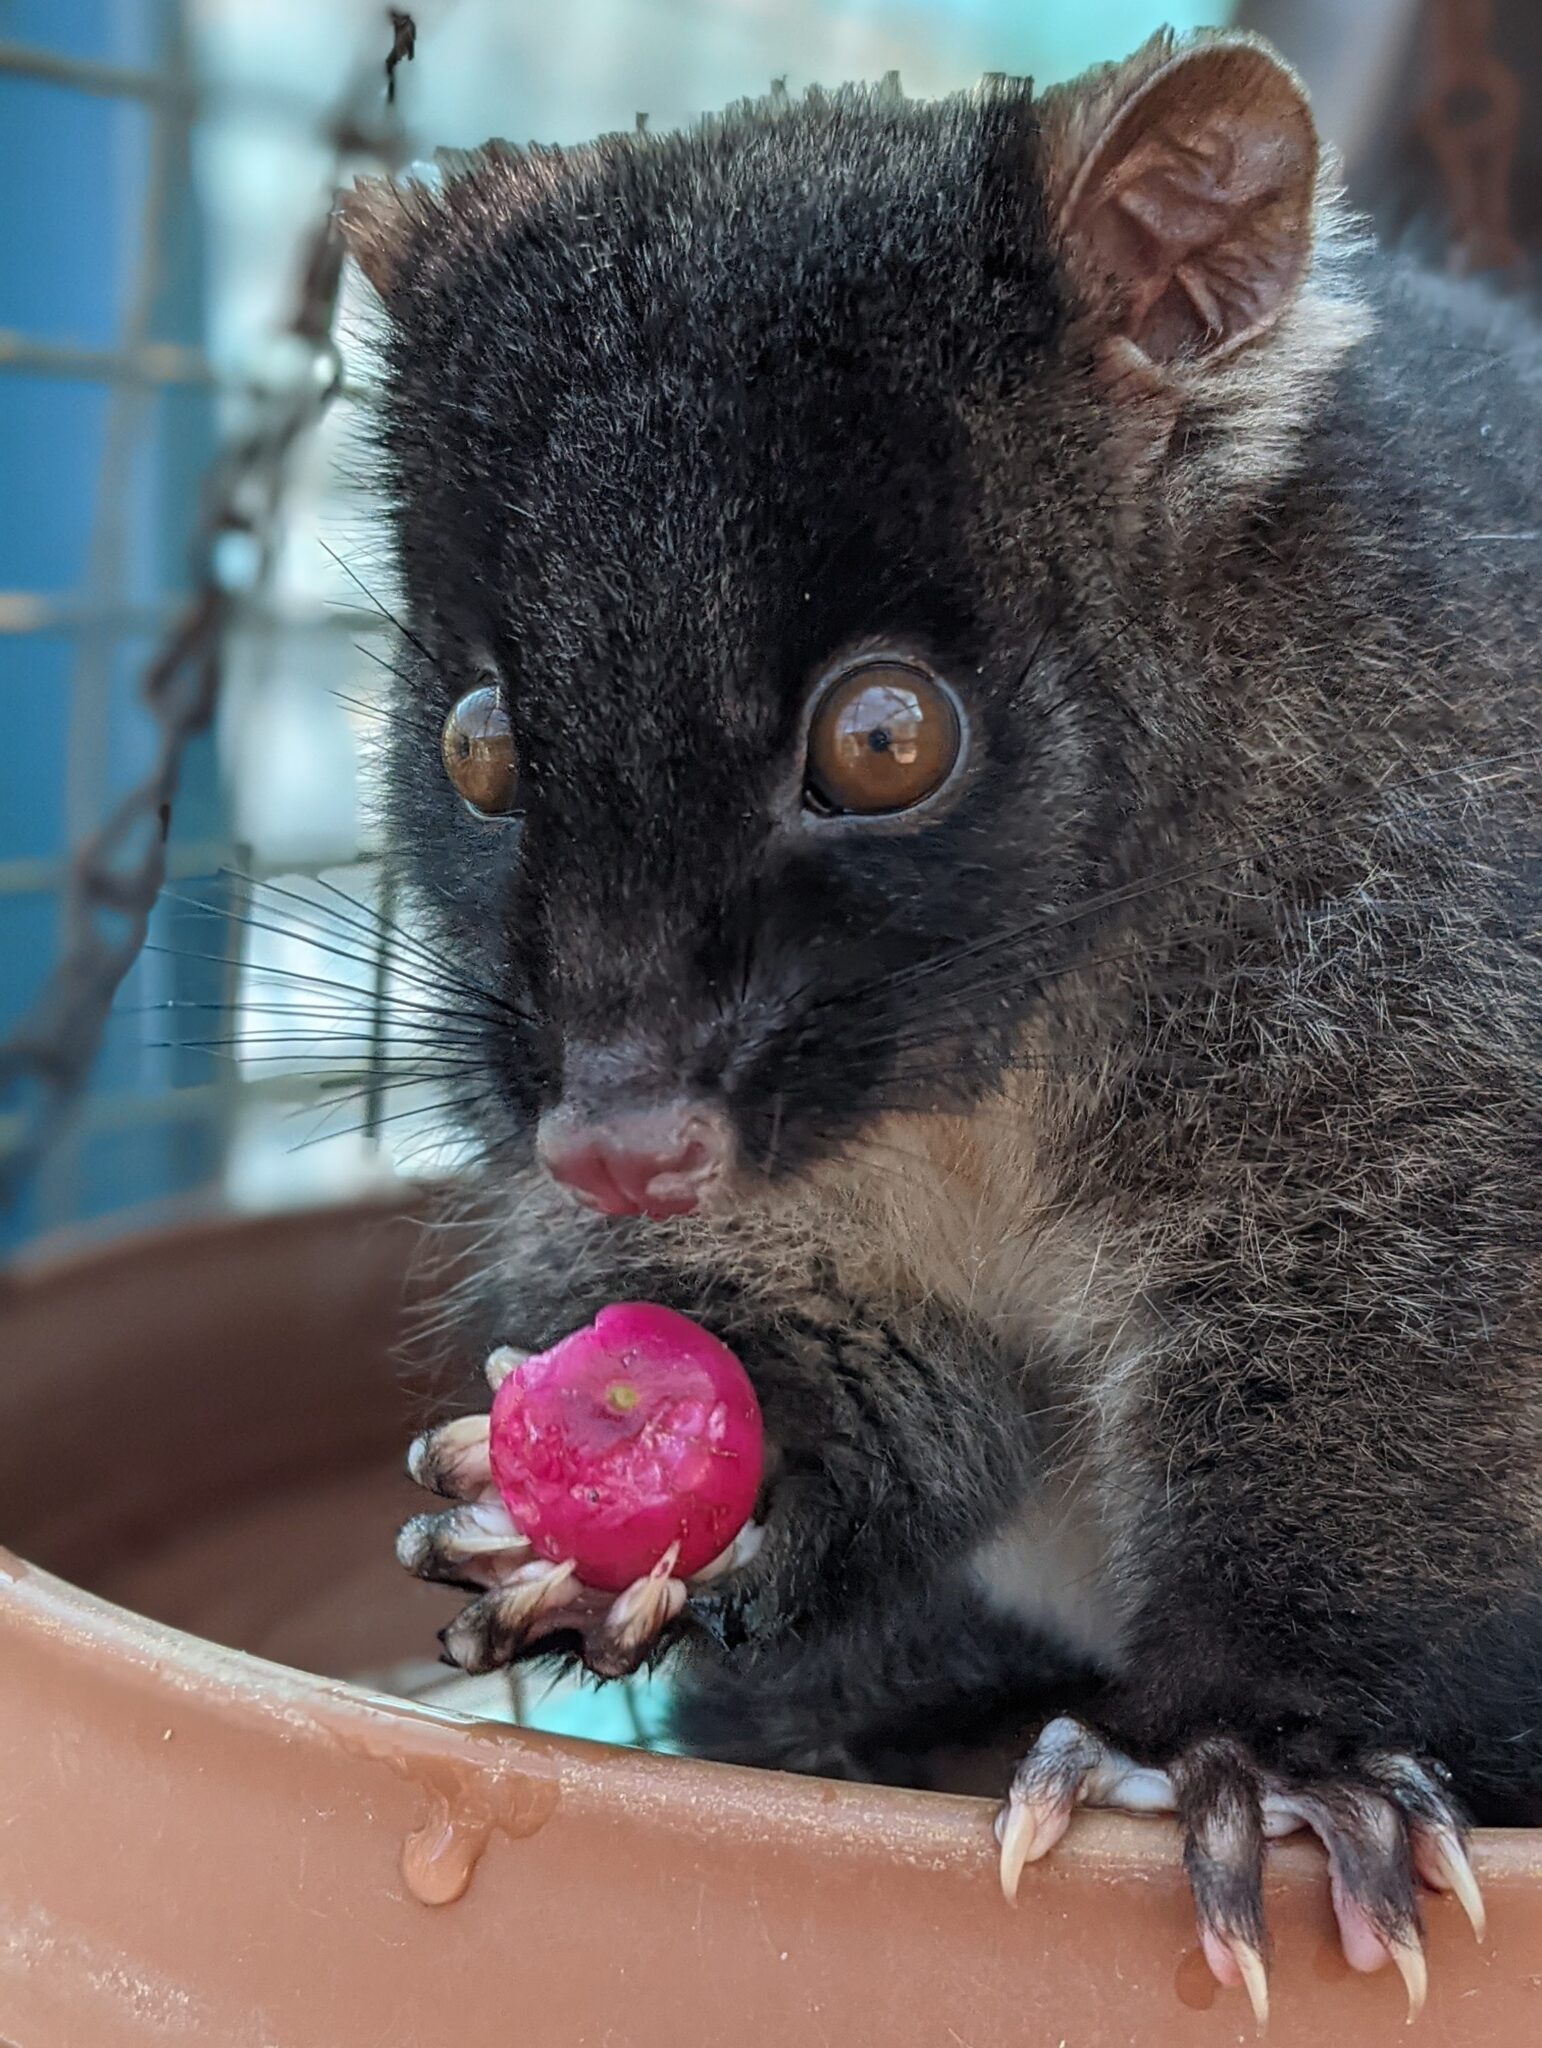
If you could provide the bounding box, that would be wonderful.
[0,1201,1537,2047]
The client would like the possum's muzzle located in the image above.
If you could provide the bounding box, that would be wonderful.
[535,1035,734,1216]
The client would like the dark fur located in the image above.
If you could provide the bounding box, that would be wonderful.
[351,39,1542,1826]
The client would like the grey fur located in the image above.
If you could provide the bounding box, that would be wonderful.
[349,29,1541,1865]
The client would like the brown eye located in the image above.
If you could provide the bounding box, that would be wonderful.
[441,685,518,816]
[805,660,961,816]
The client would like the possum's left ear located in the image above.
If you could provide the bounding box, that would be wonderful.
[335,176,422,300]
[1043,32,1319,368]
[336,144,588,301]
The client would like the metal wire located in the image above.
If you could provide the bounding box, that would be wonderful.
[0,328,217,386]
[0,22,409,1215]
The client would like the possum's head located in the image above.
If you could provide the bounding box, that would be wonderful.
[343,31,1363,1219]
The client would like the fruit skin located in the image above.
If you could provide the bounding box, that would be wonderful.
[487,1303,764,1593]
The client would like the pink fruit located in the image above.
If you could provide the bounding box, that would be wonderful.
[487,1303,764,1593]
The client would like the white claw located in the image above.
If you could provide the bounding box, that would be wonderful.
[505,1556,579,1616]
[1201,1929,1271,2030]
[996,1798,1039,1904]
[603,1562,687,1657]
[994,1717,1151,1907]
[464,1496,521,1536]
[485,1345,526,1391]
[396,1499,532,1576]
[1415,1827,1487,1943]
[690,1519,766,1585]
[444,1500,533,1562]
[1231,1940,1272,2031]
[406,1412,492,1495]
[442,1562,583,1671]
[1443,1852,1487,1946]
[440,1564,578,1673]
[1388,1936,1428,2025]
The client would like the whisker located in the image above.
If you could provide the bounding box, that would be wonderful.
[235,867,543,1032]
[247,887,504,1021]
[160,1046,482,1077]
[160,889,512,1019]
[808,746,1539,1026]
[164,1021,490,1049]
[305,870,533,1020]
[286,1092,485,1151]
[142,943,505,1030]
[352,639,447,723]
[319,539,433,665]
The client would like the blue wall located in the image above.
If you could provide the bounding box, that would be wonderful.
[1,0,224,1247]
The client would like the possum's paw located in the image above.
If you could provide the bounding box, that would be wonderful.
[398,1404,762,1679]
[996,1717,1483,2027]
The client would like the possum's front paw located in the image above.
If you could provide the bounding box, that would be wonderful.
[996,1718,1485,2026]
[398,1404,764,1679]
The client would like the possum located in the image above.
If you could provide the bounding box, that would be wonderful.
[339,28,1541,2019]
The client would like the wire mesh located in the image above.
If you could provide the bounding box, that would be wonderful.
[0,10,411,1226]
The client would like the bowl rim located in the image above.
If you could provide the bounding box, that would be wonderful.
[3,1194,1539,1888]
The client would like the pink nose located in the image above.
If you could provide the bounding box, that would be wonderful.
[537,1103,730,1218]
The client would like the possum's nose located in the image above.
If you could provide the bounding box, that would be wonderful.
[537,1101,731,1218]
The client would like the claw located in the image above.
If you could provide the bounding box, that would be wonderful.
[995,1717,1151,1903]
[1412,1824,1486,1943]
[1201,1929,1270,2030]
[678,1523,763,1649]
[484,1346,526,1391]
[395,1500,533,1582]
[607,1570,686,1651]
[1236,1943,1271,2031]
[585,1546,687,1678]
[440,1557,579,1673]
[405,1413,492,1498]
[1387,1934,1428,2024]
[989,1723,1460,2028]
[395,1512,436,1574]
[501,1555,579,1620]
[996,1797,1041,1904]
[690,1518,765,1585]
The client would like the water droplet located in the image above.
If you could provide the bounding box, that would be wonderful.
[401,1793,489,1906]
[334,1718,560,1909]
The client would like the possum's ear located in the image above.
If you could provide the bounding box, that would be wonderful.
[336,145,580,301]
[335,176,419,300]
[1043,32,1318,368]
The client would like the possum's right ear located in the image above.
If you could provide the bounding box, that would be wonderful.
[1042,32,1319,371]
[335,176,421,300]
[1039,31,1369,512]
